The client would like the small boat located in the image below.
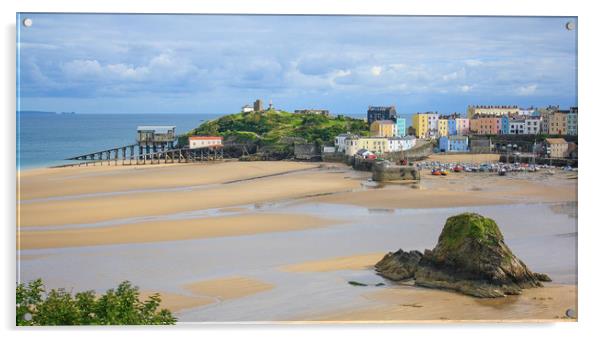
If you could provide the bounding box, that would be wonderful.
[431,168,442,176]
[440,169,449,176]
[453,165,463,172]
[498,169,506,176]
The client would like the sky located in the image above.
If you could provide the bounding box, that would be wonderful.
[17,14,578,115]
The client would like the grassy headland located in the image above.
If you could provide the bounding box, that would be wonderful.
[180,110,368,157]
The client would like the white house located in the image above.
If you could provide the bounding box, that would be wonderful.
[189,136,223,149]
[334,133,358,153]
[388,136,417,152]
[525,116,541,134]
[509,119,525,135]
[242,105,254,113]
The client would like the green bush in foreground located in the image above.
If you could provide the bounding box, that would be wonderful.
[16,279,176,326]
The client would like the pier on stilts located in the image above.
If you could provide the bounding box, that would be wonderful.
[61,126,224,167]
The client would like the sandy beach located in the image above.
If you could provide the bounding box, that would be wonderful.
[17,159,578,322]
[316,283,577,322]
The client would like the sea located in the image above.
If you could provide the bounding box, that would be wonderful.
[16,112,412,169]
[16,113,218,169]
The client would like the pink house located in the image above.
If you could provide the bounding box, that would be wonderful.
[455,118,470,135]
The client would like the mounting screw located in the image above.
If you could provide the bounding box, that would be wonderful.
[565,21,575,31]
[23,18,32,27]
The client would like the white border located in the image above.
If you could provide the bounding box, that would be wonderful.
[2,0,599,338]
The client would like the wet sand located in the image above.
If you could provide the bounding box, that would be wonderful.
[316,283,577,322]
[139,291,215,313]
[281,253,385,272]
[311,170,576,209]
[19,167,358,228]
[19,213,336,250]
[184,276,274,301]
[140,276,274,313]
[18,161,320,200]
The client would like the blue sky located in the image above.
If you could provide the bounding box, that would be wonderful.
[17,14,577,114]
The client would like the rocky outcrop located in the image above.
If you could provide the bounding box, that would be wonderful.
[375,250,423,281]
[375,213,551,298]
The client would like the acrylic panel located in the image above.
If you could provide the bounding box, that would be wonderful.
[16,13,578,325]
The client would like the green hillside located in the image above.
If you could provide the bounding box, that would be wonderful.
[185,109,369,147]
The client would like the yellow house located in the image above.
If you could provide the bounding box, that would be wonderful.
[437,119,448,137]
[370,120,397,137]
[344,137,389,156]
[412,113,429,138]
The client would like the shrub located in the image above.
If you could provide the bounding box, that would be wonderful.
[16,279,176,326]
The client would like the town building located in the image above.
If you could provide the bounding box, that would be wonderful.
[455,118,470,136]
[334,133,358,153]
[253,99,263,112]
[567,107,578,136]
[501,115,510,134]
[439,135,469,152]
[525,116,542,135]
[437,118,448,137]
[549,110,568,135]
[189,136,223,149]
[241,105,254,113]
[388,136,417,152]
[467,105,519,119]
[367,106,397,125]
[470,137,492,153]
[518,107,536,116]
[539,105,559,134]
[136,126,176,151]
[544,138,569,158]
[294,109,330,116]
[509,117,526,135]
[344,136,389,156]
[470,115,501,135]
[370,120,397,138]
[412,112,439,138]
[396,118,406,137]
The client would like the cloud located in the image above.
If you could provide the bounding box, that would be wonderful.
[17,14,577,113]
[460,85,473,92]
[465,59,483,67]
[517,84,538,96]
[370,66,383,76]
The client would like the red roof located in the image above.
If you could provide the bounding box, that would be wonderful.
[189,136,222,140]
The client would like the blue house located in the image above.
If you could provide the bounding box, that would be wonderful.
[448,119,457,135]
[395,118,406,137]
[438,136,449,152]
[439,135,469,152]
[501,116,510,134]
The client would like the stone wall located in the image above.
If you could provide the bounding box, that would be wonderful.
[372,161,420,182]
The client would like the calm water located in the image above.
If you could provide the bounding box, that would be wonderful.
[16,113,219,169]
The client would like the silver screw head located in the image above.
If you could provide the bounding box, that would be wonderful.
[23,18,32,27]
[565,21,575,31]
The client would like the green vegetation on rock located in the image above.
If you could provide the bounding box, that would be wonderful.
[186,110,369,148]
[17,279,176,326]
[436,213,504,251]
